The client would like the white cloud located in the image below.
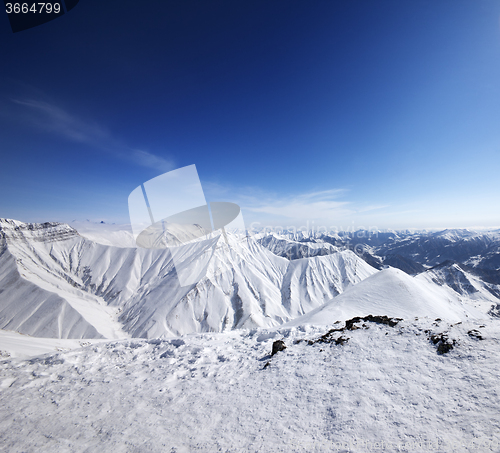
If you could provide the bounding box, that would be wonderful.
[131,149,175,173]
[11,98,174,172]
[202,182,389,229]
[247,194,351,220]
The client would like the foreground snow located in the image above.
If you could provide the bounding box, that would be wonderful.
[1,317,499,452]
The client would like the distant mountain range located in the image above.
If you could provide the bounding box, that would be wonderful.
[256,228,500,275]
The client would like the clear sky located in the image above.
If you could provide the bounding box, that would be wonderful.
[1,0,500,231]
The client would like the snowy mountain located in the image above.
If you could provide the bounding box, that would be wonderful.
[256,232,339,259]
[286,267,488,327]
[258,228,500,278]
[380,254,425,274]
[420,261,500,317]
[69,220,137,247]
[376,228,500,270]
[0,219,376,339]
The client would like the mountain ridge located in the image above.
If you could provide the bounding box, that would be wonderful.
[0,219,377,339]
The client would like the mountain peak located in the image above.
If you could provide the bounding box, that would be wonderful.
[286,267,486,327]
[0,219,79,243]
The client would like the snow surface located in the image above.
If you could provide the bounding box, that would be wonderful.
[1,317,499,452]
[69,221,137,248]
[0,329,107,359]
[285,268,488,327]
[256,232,339,259]
[418,263,500,316]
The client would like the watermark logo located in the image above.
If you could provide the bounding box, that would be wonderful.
[128,164,244,286]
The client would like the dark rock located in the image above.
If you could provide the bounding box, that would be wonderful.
[430,333,456,354]
[488,304,500,318]
[468,329,484,340]
[437,342,454,354]
[345,315,402,330]
[308,315,401,345]
[335,336,349,345]
[314,328,345,344]
[271,340,286,356]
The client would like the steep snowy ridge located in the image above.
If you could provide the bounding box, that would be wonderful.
[281,251,374,319]
[0,242,102,339]
[0,220,129,339]
[0,218,79,243]
[108,235,377,337]
[0,220,377,339]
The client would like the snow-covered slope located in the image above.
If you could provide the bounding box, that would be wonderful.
[418,261,500,317]
[0,219,377,339]
[0,220,130,339]
[1,317,499,452]
[0,244,103,339]
[0,329,106,359]
[280,249,374,319]
[286,267,488,327]
[69,220,137,247]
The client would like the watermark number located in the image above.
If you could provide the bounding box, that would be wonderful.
[5,3,61,14]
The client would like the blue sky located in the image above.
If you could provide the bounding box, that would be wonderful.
[1,0,500,230]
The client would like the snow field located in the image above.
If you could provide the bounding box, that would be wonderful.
[1,317,499,452]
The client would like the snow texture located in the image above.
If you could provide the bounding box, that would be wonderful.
[0,317,499,452]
